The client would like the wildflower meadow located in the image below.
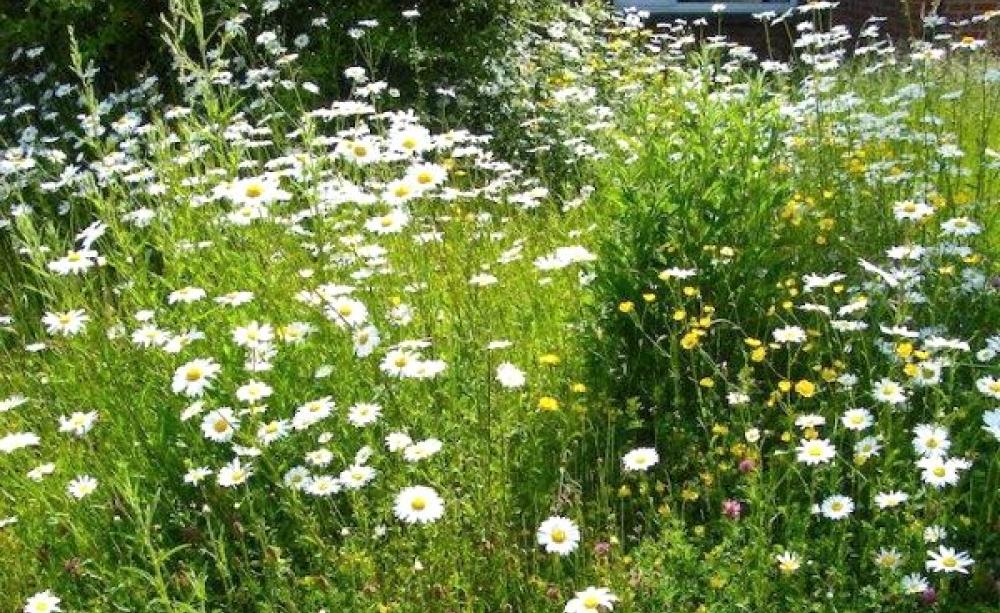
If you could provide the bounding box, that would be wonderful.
[1,1,999,611]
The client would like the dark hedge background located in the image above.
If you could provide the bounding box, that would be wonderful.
[1,0,555,100]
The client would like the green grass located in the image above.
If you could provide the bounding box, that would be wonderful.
[1,2,999,612]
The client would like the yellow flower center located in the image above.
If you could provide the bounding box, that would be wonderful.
[411,496,427,511]
[551,528,566,543]
[245,183,264,198]
[213,419,229,433]
[185,367,203,382]
[583,596,600,608]
[933,466,946,478]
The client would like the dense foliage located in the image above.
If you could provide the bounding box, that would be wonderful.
[1,1,998,612]
[1,0,557,101]
[588,18,1000,612]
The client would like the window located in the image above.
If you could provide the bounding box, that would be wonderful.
[613,0,798,15]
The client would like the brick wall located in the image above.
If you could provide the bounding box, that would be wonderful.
[653,1,1000,56]
[719,18,786,56]
[835,0,1000,38]
[836,0,909,38]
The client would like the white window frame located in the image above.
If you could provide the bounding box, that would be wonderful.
[613,1,798,15]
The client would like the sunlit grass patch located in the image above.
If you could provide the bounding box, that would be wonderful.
[1,1,999,612]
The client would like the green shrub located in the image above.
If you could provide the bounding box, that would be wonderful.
[1,0,558,106]
[586,13,1000,611]
[1,2,999,611]
[590,55,796,410]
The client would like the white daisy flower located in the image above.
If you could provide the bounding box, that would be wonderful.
[352,325,381,357]
[564,586,618,613]
[872,378,907,405]
[172,358,222,397]
[183,467,213,485]
[403,438,442,462]
[339,464,377,490]
[386,431,413,452]
[536,516,581,556]
[622,447,659,472]
[874,490,909,509]
[325,296,368,328]
[0,395,29,413]
[982,408,1000,441]
[819,494,854,520]
[912,423,950,458]
[256,419,289,445]
[916,455,969,488]
[233,321,274,348]
[840,408,873,431]
[0,432,40,454]
[283,466,311,490]
[976,375,1000,399]
[42,310,89,336]
[796,438,836,465]
[364,209,410,234]
[217,458,252,487]
[67,475,98,499]
[306,475,341,496]
[347,402,382,427]
[925,546,974,574]
[393,485,444,524]
[495,362,526,389]
[201,407,239,442]
[224,176,291,206]
[292,397,335,430]
[235,380,273,404]
[23,590,61,613]
[167,286,207,305]
[773,325,807,344]
[58,411,98,437]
